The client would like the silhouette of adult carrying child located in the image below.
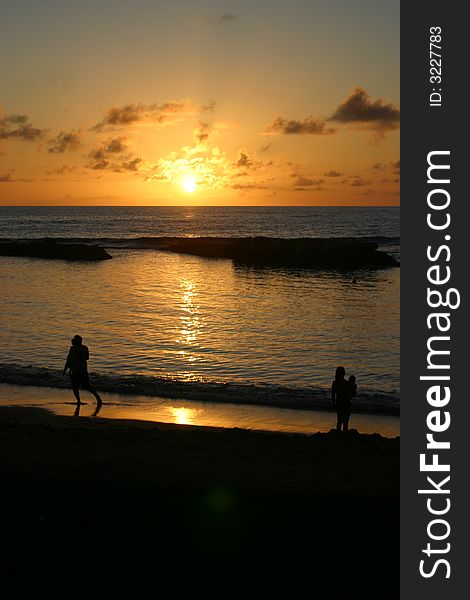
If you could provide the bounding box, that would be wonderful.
[331,366,356,432]
[63,335,102,410]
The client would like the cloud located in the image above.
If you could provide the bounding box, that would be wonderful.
[345,176,371,187]
[358,188,375,196]
[0,113,45,141]
[293,176,324,188]
[329,87,400,132]
[93,99,215,130]
[0,173,34,183]
[291,175,324,191]
[194,122,210,144]
[46,164,76,176]
[237,152,252,168]
[371,162,385,171]
[147,143,234,189]
[232,182,268,190]
[323,170,343,177]
[391,160,400,174]
[87,137,142,172]
[218,13,238,24]
[202,100,217,112]
[48,130,81,153]
[264,116,336,135]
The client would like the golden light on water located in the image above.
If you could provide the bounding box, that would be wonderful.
[178,279,201,345]
[169,407,196,425]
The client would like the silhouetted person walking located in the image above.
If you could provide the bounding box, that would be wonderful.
[63,335,102,408]
[331,366,355,432]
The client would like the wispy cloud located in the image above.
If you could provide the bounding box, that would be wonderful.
[344,176,371,187]
[323,170,343,177]
[93,99,215,130]
[0,172,34,183]
[264,116,336,136]
[218,13,238,24]
[87,137,142,172]
[48,130,81,153]
[0,113,45,141]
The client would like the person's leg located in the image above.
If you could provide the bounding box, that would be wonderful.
[343,405,351,432]
[72,386,81,404]
[86,384,102,405]
[336,408,342,430]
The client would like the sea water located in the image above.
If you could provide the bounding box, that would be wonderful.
[0,206,399,431]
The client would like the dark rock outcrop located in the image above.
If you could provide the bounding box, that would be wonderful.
[0,240,112,261]
[136,236,398,269]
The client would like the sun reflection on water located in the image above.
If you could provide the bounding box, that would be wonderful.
[169,406,197,425]
[176,279,203,376]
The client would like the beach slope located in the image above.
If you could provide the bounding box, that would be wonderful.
[0,406,399,596]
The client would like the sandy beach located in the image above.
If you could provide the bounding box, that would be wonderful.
[1,404,399,596]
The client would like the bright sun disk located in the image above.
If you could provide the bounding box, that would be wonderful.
[182,178,197,193]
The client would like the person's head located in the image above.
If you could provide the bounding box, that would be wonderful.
[335,366,346,381]
[71,334,83,346]
[349,375,356,383]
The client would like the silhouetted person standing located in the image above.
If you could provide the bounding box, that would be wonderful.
[63,335,102,408]
[331,366,355,432]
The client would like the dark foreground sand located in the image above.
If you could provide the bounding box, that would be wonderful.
[0,406,399,597]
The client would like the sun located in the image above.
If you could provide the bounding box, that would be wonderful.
[182,177,197,193]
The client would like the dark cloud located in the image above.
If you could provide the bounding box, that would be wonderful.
[371,162,385,171]
[294,176,324,188]
[0,173,34,183]
[0,113,45,141]
[194,122,210,144]
[329,87,400,131]
[94,99,214,130]
[217,13,238,24]
[237,151,255,168]
[46,164,76,176]
[265,117,336,135]
[202,100,217,112]
[87,137,141,172]
[323,170,343,177]
[113,157,142,173]
[232,182,267,190]
[48,130,81,153]
[218,13,238,23]
[346,176,370,187]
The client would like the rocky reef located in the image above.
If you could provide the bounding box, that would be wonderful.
[0,240,112,261]
[136,236,399,269]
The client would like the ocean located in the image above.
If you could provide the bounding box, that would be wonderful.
[0,206,400,432]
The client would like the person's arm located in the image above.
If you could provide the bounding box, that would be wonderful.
[331,381,336,404]
[63,349,71,375]
[84,346,89,361]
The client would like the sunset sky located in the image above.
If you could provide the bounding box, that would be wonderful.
[0,0,399,206]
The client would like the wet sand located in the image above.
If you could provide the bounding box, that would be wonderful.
[0,404,399,597]
[0,383,400,436]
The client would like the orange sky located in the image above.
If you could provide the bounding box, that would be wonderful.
[0,1,399,206]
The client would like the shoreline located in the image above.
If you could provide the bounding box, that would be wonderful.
[0,382,400,437]
[0,363,400,416]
